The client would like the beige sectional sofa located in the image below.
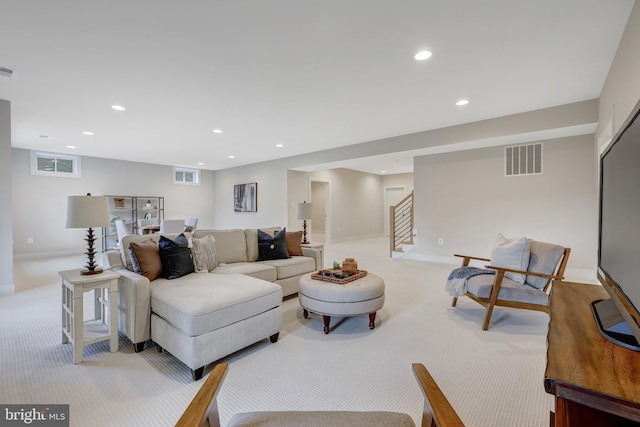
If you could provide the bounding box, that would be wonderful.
[104,227,322,380]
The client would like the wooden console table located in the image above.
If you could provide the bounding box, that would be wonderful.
[545,280,640,426]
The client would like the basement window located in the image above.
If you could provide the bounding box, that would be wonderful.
[173,167,200,186]
[30,150,81,178]
[505,143,543,176]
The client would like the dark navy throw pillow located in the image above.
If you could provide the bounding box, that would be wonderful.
[257,228,290,261]
[158,234,194,279]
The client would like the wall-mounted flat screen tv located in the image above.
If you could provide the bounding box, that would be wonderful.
[596,100,640,350]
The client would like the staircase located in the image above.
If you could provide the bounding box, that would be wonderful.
[389,191,414,257]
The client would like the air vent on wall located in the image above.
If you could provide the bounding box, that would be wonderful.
[505,143,542,176]
[0,67,13,77]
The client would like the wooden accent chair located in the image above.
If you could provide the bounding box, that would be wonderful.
[175,363,465,427]
[451,240,570,330]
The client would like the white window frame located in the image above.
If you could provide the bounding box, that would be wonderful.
[30,150,81,178]
[173,166,200,186]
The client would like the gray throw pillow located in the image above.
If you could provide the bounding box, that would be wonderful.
[526,240,565,289]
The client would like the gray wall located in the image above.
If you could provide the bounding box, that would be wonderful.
[382,173,414,193]
[214,162,288,230]
[286,168,386,242]
[0,100,13,295]
[12,148,216,255]
[412,135,597,273]
[599,0,640,144]
[308,169,384,242]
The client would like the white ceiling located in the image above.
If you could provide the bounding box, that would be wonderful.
[0,1,634,175]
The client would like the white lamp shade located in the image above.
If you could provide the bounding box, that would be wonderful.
[296,202,313,220]
[66,195,110,228]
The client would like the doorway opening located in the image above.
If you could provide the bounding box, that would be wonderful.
[310,180,330,243]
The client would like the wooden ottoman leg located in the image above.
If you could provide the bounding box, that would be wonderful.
[322,315,331,334]
[270,332,280,343]
[303,309,309,318]
[369,312,377,329]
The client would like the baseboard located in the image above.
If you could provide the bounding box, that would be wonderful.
[13,250,83,260]
[400,252,458,265]
[0,282,16,296]
[329,233,385,244]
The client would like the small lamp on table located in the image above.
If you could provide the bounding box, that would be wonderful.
[296,201,313,244]
[66,193,110,275]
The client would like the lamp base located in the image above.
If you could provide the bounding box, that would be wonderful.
[302,220,310,245]
[81,227,103,275]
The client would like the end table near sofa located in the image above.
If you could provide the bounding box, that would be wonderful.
[59,269,120,364]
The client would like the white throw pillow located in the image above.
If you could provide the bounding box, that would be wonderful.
[490,233,530,284]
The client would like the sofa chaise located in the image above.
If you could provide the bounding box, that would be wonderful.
[104,227,322,380]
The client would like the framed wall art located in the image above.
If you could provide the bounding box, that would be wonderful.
[234,182,257,212]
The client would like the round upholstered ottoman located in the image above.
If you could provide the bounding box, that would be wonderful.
[298,272,385,334]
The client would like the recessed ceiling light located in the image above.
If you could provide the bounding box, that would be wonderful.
[276,144,284,148]
[66,145,76,149]
[414,50,432,61]
[381,170,387,174]
[228,155,235,159]
[39,135,50,139]
[456,99,469,106]
[198,162,204,166]
[213,129,222,134]
[111,105,126,111]
[82,131,94,136]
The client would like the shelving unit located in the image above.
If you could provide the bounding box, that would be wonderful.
[102,196,164,252]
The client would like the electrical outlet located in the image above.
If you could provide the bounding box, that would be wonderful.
[27,237,34,244]
[437,238,444,246]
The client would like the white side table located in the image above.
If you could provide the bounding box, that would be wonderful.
[302,242,325,269]
[59,269,120,364]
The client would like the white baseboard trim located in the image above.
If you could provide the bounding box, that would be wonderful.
[330,233,385,244]
[400,252,458,265]
[14,250,84,260]
[0,282,16,296]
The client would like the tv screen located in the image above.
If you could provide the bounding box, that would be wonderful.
[598,104,640,349]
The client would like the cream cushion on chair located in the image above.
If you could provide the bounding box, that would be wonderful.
[466,274,549,306]
[227,411,415,427]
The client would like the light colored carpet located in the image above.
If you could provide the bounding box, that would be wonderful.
[3,237,554,426]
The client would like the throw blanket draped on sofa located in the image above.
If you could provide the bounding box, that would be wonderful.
[445,266,495,297]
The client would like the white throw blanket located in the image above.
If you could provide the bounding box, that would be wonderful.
[445,266,495,297]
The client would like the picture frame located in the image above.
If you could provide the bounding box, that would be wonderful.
[234,182,257,212]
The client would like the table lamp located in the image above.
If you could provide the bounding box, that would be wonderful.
[296,201,313,244]
[66,193,110,275]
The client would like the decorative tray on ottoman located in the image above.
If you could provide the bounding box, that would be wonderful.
[311,269,368,284]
